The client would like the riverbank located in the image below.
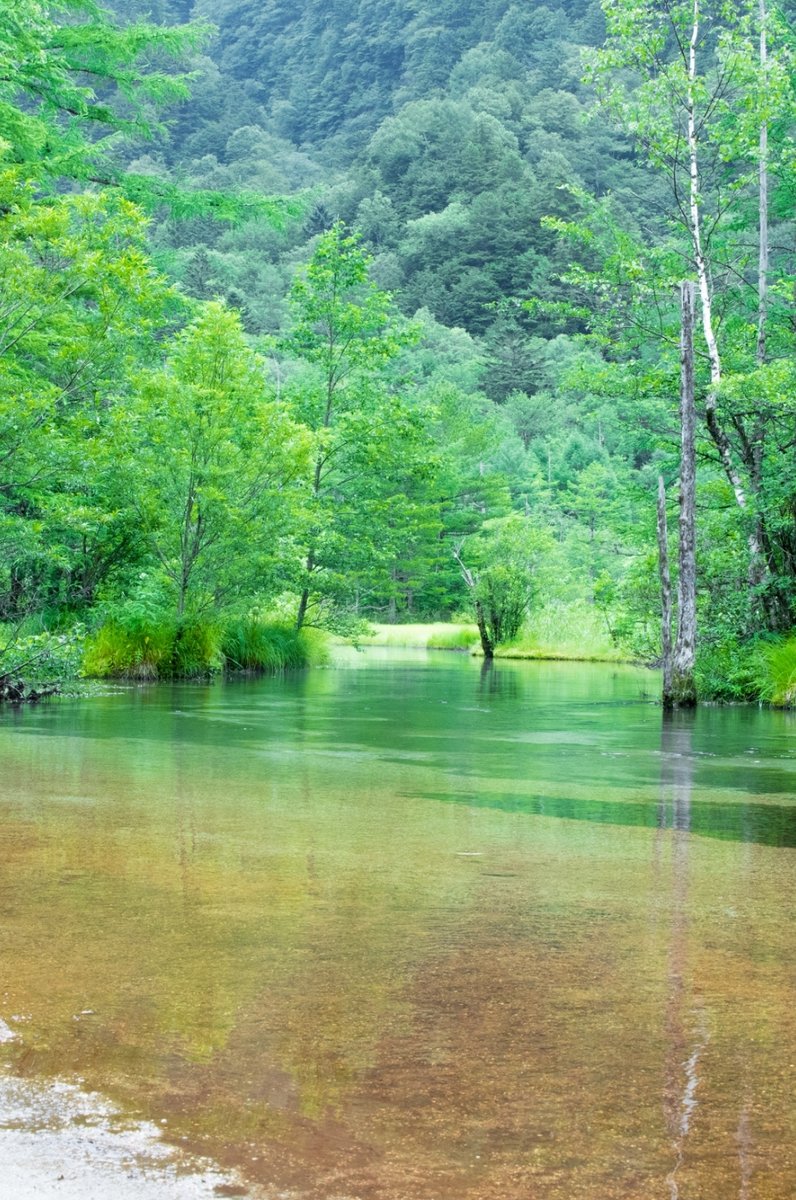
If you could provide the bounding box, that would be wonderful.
[358,623,796,703]
[0,1068,255,1200]
[358,621,630,662]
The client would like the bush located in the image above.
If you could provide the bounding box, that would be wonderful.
[694,634,796,705]
[0,624,86,691]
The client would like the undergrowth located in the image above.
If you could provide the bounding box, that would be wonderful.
[221,618,329,672]
[84,611,327,679]
[496,601,628,662]
[759,636,796,707]
[360,622,477,649]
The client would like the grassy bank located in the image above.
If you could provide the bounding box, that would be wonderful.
[358,622,479,650]
[496,601,629,662]
[357,606,630,661]
[83,614,328,680]
[696,635,796,706]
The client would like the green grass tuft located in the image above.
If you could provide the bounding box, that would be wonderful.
[83,614,223,679]
[426,626,480,651]
[496,601,629,662]
[221,619,329,672]
[695,639,767,702]
[761,636,796,707]
[84,612,329,680]
[359,623,478,649]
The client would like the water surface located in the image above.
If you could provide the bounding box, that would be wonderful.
[1,651,795,1198]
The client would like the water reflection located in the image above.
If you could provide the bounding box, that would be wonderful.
[477,658,521,701]
[657,713,709,1199]
[0,653,795,1198]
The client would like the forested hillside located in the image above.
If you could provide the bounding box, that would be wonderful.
[2,0,795,704]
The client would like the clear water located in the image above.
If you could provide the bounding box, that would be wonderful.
[1,650,795,1198]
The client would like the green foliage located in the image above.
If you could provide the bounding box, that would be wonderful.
[283,223,435,628]
[83,613,222,679]
[473,565,530,647]
[691,634,796,706]
[0,622,86,686]
[456,514,554,652]
[220,618,329,671]
[760,637,796,708]
[426,625,480,651]
[121,302,310,619]
[0,0,212,188]
[496,599,627,662]
[84,609,327,678]
[359,622,478,649]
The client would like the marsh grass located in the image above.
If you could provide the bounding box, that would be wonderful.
[83,615,223,679]
[359,622,478,649]
[695,639,767,702]
[760,637,796,707]
[221,619,329,672]
[496,601,629,662]
[84,614,328,679]
[427,626,480,650]
[359,608,628,661]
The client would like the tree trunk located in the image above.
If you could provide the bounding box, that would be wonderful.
[684,1,766,589]
[474,599,494,660]
[757,0,769,368]
[295,587,310,631]
[750,0,772,612]
[657,474,674,706]
[453,544,493,659]
[671,281,698,707]
[295,550,315,631]
[387,568,398,623]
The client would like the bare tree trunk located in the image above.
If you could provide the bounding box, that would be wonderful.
[474,599,494,660]
[757,0,769,368]
[672,281,698,707]
[453,544,493,659]
[750,0,771,607]
[657,475,674,707]
[684,0,766,589]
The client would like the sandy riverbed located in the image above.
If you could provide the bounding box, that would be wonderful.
[0,1041,259,1200]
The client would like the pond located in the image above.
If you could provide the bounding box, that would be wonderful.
[1,650,795,1199]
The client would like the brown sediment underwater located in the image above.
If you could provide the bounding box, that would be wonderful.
[1,652,794,1197]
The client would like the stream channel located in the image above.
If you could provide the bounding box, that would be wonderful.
[0,648,795,1199]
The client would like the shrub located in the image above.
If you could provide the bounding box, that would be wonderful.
[0,624,86,692]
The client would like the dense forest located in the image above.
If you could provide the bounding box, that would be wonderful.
[1,0,795,703]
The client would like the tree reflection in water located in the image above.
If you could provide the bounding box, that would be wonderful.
[658,711,710,1200]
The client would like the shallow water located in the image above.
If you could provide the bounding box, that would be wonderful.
[1,650,795,1198]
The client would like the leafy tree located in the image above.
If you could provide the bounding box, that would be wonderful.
[0,0,208,189]
[283,223,428,628]
[589,0,796,627]
[0,169,177,622]
[120,302,309,619]
[454,515,552,658]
